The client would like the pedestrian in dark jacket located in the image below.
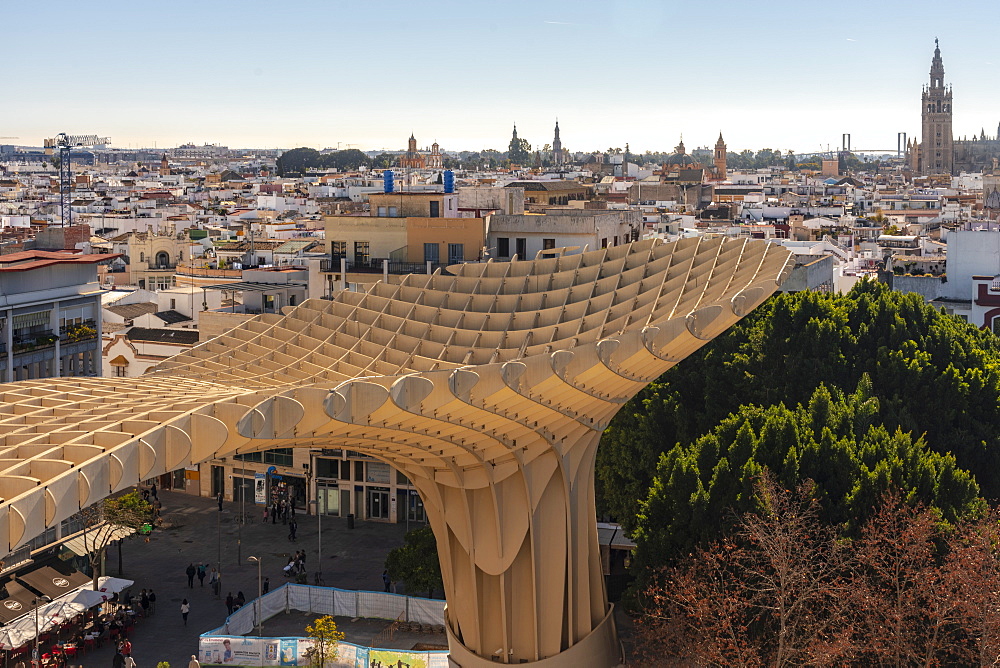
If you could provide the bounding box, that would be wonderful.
[186,563,196,588]
[113,650,125,668]
[272,502,278,524]
[225,592,234,615]
[263,577,270,594]
[148,588,157,614]
[197,563,207,587]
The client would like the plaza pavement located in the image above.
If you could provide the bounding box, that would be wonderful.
[73,490,419,667]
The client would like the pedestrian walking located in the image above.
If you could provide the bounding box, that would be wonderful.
[383,570,391,592]
[217,492,223,512]
[113,650,125,668]
[186,562,196,588]
[263,506,269,523]
[225,592,234,615]
[189,655,202,668]
[282,500,288,525]
[148,588,157,614]
[299,550,306,572]
[139,589,149,617]
[181,598,190,626]
[123,655,136,668]
[120,638,132,657]
[208,567,219,595]
[271,502,278,524]
[150,482,157,499]
[236,591,246,609]
[288,518,297,541]
[263,577,270,594]
[197,563,207,587]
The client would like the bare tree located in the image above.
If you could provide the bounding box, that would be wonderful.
[635,473,853,666]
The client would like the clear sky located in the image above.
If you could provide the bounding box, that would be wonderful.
[5,0,999,155]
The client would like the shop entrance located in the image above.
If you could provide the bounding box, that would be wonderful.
[366,487,390,520]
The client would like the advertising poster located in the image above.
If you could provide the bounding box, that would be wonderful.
[354,646,369,668]
[279,638,298,666]
[255,473,266,505]
[371,649,430,668]
[200,637,259,665]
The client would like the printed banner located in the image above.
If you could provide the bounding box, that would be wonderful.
[254,473,266,505]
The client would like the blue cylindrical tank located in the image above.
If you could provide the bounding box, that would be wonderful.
[383,170,394,193]
[443,170,454,194]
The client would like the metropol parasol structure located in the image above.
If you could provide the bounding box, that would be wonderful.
[0,236,791,666]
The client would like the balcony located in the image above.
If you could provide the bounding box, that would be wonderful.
[60,320,98,344]
[12,332,58,354]
[319,257,446,275]
[146,262,177,270]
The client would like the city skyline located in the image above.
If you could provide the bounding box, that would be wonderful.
[6,0,1000,153]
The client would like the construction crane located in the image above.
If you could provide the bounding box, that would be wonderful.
[55,133,74,228]
[42,134,110,227]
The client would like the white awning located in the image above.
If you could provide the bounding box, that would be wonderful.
[96,576,133,594]
[62,524,136,557]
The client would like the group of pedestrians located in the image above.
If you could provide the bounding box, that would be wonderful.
[267,498,295,525]
[224,591,247,615]
[283,550,307,577]
[186,562,221,593]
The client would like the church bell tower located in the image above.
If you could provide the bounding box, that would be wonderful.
[920,39,953,174]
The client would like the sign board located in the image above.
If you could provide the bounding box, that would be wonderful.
[254,473,266,505]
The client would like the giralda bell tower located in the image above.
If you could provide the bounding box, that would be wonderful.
[921,38,953,174]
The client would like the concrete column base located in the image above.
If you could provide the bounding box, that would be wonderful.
[446,604,623,668]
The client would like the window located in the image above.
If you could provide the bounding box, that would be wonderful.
[424,243,440,263]
[542,239,555,250]
[497,237,510,257]
[139,252,145,262]
[377,206,387,216]
[516,238,527,259]
[170,299,176,309]
[448,243,464,264]
[354,241,370,265]
[115,366,126,377]
[429,201,440,217]
[601,238,608,249]
[332,241,347,258]
[234,448,293,467]
[613,236,619,247]
[354,461,364,481]
[388,206,398,217]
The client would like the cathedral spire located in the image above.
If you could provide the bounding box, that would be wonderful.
[930,38,945,89]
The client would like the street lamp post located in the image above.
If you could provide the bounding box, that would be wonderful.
[32,595,52,664]
[310,494,323,586]
[248,556,262,636]
[238,479,244,564]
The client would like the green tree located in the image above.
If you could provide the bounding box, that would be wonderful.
[304,615,344,667]
[508,137,531,165]
[371,153,395,169]
[384,525,443,598]
[78,490,153,588]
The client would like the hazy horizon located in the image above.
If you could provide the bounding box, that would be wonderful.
[7,0,1000,155]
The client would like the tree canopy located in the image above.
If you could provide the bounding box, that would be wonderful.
[276,148,368,176]
[597,280,1000,573]
[384,525,442,598]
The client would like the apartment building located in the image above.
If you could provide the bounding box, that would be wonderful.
[0,250,113,381]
